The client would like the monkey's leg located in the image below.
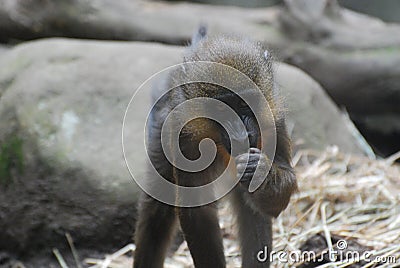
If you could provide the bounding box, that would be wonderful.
[232,187,273,268]
[178,204,226,268]
[133,193,177,268]
[176,169,226,268]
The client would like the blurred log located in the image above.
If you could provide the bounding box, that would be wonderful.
[279,0,400,156]
[0,0,284,45]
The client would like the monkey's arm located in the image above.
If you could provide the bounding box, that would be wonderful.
[236,148,297,218]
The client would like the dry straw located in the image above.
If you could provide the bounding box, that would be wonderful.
[86,147,400,268]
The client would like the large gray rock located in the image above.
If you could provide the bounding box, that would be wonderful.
[0,38,368,257]
[0,45,8,54]
[0,39,181,255]
[274,63,370,155]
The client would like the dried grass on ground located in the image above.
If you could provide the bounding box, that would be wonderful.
[86,147,400,268]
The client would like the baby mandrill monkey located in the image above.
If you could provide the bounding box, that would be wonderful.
[133,27,297,268]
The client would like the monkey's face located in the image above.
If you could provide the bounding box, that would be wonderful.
[213,90,261,157]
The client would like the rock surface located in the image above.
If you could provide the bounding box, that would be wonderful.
[274,63,370,155]
[0,39,181,257]
[0,38,368,259]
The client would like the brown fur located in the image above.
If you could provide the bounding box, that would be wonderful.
[133,30,297,268]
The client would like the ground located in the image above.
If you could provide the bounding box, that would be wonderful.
[66,147,400,268]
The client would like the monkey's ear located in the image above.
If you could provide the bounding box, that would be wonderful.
[191,25,207,46]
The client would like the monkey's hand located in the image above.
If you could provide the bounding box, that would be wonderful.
[235,148,270,188]
[235,148,297,218]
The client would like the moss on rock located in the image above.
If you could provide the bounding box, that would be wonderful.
[0,136,24,187]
